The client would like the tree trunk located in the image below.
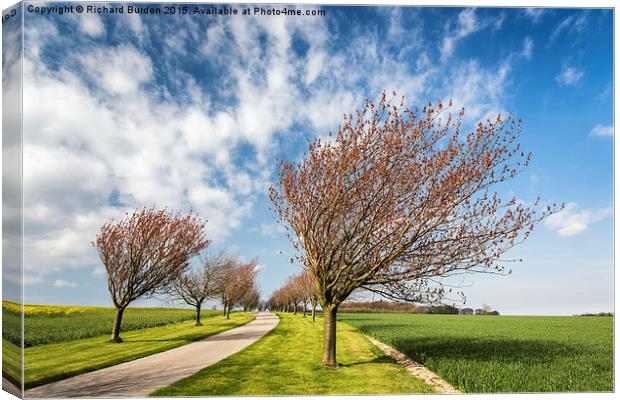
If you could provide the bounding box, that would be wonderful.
[226,304,231,319]
[321,305,338,367]
[312,303,317,322]
[303,303,307,317]
[195,303,202,326]
[110,306,125,342]
[293,303,297,315]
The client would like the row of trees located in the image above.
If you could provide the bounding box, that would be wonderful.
[95,92,557,368]
[266,270,319,321]
[94,208,259,342]
[166,252,260,323]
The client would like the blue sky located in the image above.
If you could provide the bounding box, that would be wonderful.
[4,3,613,315]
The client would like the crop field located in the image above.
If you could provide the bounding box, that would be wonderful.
[340,313,613,393]
[2,301,214,346]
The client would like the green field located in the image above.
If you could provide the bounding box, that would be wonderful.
[152,313,435,396]
[340,313,613,393]
[3,304,613,394]
[2,301,208,346]
[1,302,254,389]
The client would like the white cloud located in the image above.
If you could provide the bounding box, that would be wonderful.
[78,14,105,37]
[305,49,325,85]
[545,202,612,236]
[441,8,479,61]
[22,40,254,275]
[53,279,78,288]
[549,14,587,44]
[20,9,521,282]
[529,174,549,190]
[93,267,106,276]
[440,9,506,62]
[200,21,226,58]
[78,45,153,95]
[125,14,144,38]
[24,274,45,286]
[555,66,584,86]
[524,8,546,23]
[549,17,573,43]
[492,12,506,30]
[522,37,534,59]
[443,60,510,124]
[589,124,613,138]
[259,223,286,236]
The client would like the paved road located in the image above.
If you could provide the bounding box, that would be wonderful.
[25,312,279,398]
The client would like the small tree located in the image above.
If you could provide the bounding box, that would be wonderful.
[299,270,319,321]
[167,254,226,325]
[267,287,288,312]
[239,285,261,311]
[285,275,302,314]
[94,208,209,342]
[221,258,259,319]
[269,93,556,366]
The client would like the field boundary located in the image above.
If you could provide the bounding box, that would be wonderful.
[366,335,461,394]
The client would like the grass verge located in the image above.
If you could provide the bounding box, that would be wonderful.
[15,313,254,389]
[151,313,436,396]
[2,337,22,387]
[341,313,613,392]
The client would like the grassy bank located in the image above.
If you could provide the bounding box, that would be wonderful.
[8,312,254,389]
[152,313,435,396]
[341,313,613,392]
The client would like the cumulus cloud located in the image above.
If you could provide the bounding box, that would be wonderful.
[545,203,612,236]
[127,14,144,35]
[555,66,584,86]
[78,14,105,37]
[21,9,520,283]
[23,45,250,275]
[78,45,153,95]
[3,17,24,295]
[53,279,78,288]
[589,124,613,138]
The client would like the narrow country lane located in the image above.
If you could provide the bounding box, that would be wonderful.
[25,312,279,398]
